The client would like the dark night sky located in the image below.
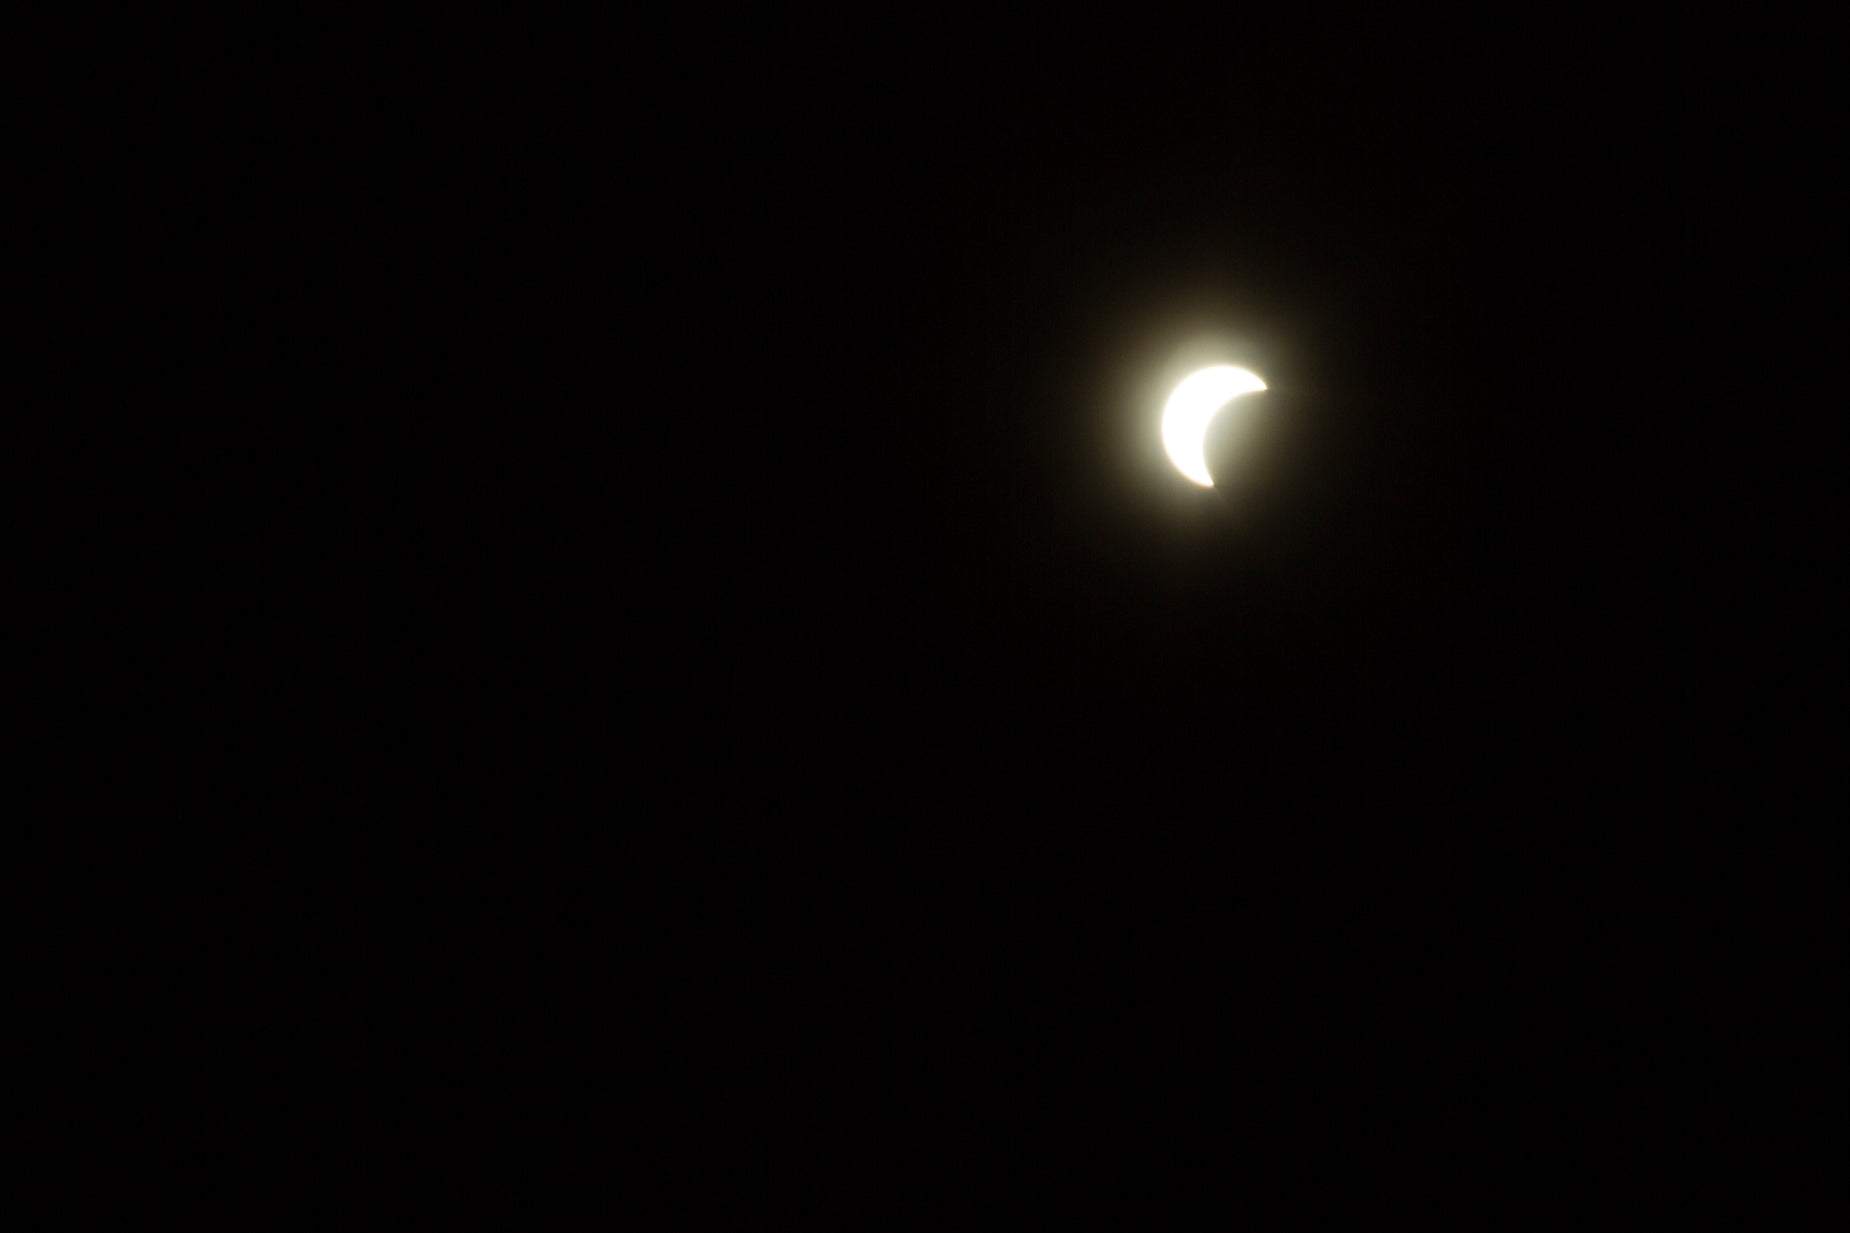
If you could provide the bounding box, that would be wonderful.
[214,13,1760,1165]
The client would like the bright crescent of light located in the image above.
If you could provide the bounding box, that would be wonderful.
[1162,366,1267,486]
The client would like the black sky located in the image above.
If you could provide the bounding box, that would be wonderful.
[256,13,1739,1162]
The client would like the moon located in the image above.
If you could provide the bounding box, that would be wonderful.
[1162,366,1267,486]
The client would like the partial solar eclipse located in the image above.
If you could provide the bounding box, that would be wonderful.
[1161,366,1267,486]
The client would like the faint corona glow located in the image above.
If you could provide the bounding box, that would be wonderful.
[1161,366,1267,486]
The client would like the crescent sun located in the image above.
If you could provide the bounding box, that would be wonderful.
[1161,366,1267,486]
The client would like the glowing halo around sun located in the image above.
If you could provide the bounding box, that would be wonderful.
[1161,366,1267,486]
